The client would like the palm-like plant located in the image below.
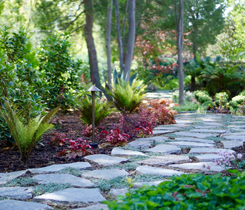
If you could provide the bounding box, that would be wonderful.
[76,96,115,126]
[1,101,59,163]
[107,78,146,113]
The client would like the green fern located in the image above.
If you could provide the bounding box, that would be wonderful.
[107,78,146,113]
[76,96,115,126]
[1,101,59,163]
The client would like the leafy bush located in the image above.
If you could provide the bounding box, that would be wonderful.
[76,95,115,126]
[174,100,200,112]
[107,78,146,113]
[100,129,129,147]
[104,171,245,209]
[214,92,229,101]
[232,95,245,105]
[1,101,59,163]
[193,90,212,104]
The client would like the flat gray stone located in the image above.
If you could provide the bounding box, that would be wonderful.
[194,126,222,129]
[135,136,169,142]
[168,141,214,148]
[189,148,236,155]
[82,169,128,180]
[29,162,93,174]
[153,126,180,130]
[174,137,214,144]
[194,154,223,162]
[173,132,217,138]
[0,187,32,200]
[0,170,27,185]
[153,130,174,135]
[221,141,244,149]
[137,155,189,166]
[0,200,53,210]
[202,122,223,126]
[169,162,224,172]
[34,188,105,206]
[109,188,128,197]
[133,180,168,188]
[144,144,181,154]
[190,129,227,133]
[111,147,146,157]
[84,154,128,167]
[128,140,152,148]
[223,136,245,140]
[175,120,192,124]
[73,204,109,210]
[136,166,184,176]
[223,132,245,136]
[32,174,94,188]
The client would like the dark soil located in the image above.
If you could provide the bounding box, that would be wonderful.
[0,111,122,173]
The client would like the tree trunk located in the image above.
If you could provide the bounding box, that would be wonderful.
[124,0,135,81]
[84,0,101,89]
[176,0,184,105]
[193,42,198,62]
[191,76,196,91]
[106,0,113,87]
[115,0,124,73]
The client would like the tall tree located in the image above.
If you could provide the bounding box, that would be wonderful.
[175,0,184,105]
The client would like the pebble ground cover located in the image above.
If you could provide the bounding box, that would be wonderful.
[0,112,245,209]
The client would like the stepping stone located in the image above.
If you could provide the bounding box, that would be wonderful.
[135,136,169,142]
[194,126,222,129]
[0,200,53,210]
[202,122,223,126]
[136,166,184,176]
[173,132,217,138]
[111,148,146,157]
[133,180,169,188]
[109,188,128,197]
[194,154,223,162]
[32,174,94,188]
[82,169,128,180]
[153,126,180,130]
[174,137,214,144]
[153,130,174,135]
[0,187,33,200]
[223,136,245,140]
[223,132,245,136]
[34,188,105,206]
[84,154,128,167]
[128,139,152,148]
[29,162,93,174]
[190,129,227,133]
[137,155,189,166]
[0,170,27,185]
[144,144,181,154]
[168,141,214,148]
[189,148,236,155]
[175,120,192,124]
[169,162,224,172]
[221,141,244,149]
[73,204,109,210]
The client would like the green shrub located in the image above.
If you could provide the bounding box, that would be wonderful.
[104,170,245,209]
[76,95,115,126]
[162,78,179,90]
[228,100,239,110]
[173,100,200,112]
[1,101,59,163]
[214,92,229,101]
[193,90,212,104]
[107,78,146,113]
[232,95,245,105]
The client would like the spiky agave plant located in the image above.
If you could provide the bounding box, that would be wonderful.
[1,101,59,163]
[107,78,146,113]
[76,96,115,126]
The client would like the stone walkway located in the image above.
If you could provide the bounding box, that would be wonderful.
[0,113,244,210]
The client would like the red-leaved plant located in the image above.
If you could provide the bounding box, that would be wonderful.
[100,129,129,147]
[50,132,66,146]
[56,138,93,159]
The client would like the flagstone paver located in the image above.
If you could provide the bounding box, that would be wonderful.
[190,129,227,133]
[169,162,225,172]
[0,170,27,185]
[28,162,93,174]
[153,130,175,135]
[144,144,181,154]
[111,147,147,157]
[32,174,94,188]
[221,141,244,149]
[174,137,214,144]
[223,135,245,140]
[168,141,214,148]
[73,204,109,210]
[127,139,152,148]
[0,200,54,210]
[137,155,189,166]
[194,154,223,162]
[136,166,184,176]
[189,148,236,155]
[84,154,128,167]
[173,132,218,138]
[0,187,33,200]
[109,188,128,197]
[82,169,128,180]
[34,188,106,206]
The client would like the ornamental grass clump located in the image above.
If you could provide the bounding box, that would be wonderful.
[107,78,146,113]
[1,101,59,163]
[76,95,115,126]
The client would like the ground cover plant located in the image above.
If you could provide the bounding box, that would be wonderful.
[104,170,245,210]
